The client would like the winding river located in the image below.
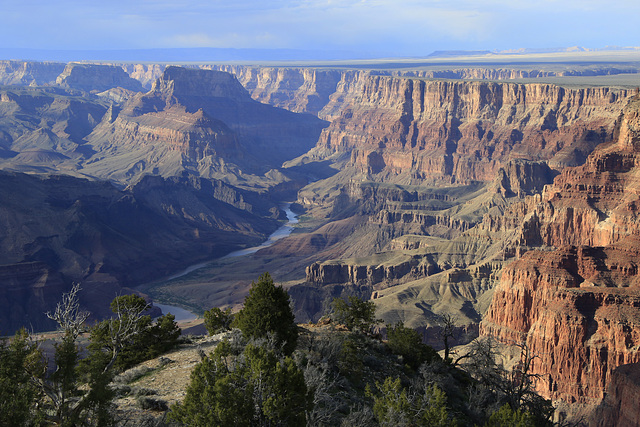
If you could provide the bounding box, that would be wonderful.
[154,203,299,319]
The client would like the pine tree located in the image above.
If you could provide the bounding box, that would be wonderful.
[0,329,44,426]
[233,272,298,354]
[170,342,309,426]
[386,322,439,370]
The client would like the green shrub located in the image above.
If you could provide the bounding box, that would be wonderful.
[370,377,455,427]
[170,342,309,426]
[203,307,233,335]
[484,404,536,427]
[233,272,298,354]
[332,296,379,333]
[386,322,440,370]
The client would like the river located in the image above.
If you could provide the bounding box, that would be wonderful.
[153,203,299,318]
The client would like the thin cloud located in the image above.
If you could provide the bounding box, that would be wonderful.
[0,0,637,54]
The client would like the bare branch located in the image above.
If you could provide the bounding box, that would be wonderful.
[46,282,90,339]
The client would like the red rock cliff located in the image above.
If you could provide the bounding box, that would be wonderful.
[314,77,631,183]
[481,96,640,404]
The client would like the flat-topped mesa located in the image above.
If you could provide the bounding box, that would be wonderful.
[313,77,631,183]
[0,60,66,86]
[151,66,252,103]
[480,96,640,405]
[56,63,144,93]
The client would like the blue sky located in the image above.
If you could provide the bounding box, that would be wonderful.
[1,0,639,56]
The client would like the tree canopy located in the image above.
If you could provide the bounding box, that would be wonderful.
[170,341,309,426]
[332,295,380,334]
[233,272,298,354]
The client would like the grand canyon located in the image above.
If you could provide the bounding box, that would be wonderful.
[1,50,640,424]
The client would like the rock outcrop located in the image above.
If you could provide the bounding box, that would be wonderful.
[56,63,144,93]
[481,96,640,404]
[313,78,630,183]
[83,67,328,186]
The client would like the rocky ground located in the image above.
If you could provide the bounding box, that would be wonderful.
[111,319,213,425]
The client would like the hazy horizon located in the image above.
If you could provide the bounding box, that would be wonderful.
[2,1,639,62]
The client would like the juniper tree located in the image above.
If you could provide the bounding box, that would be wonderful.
[332,295,380,334]
[233,272,298,354]
[386,322,439,370]
[203,306,233,335]
[0,329,44,426]
[170,342,309,426]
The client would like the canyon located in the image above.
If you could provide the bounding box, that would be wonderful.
[1,58,640,421]
[480,96,640,408]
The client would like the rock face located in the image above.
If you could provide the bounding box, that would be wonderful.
[481,96,640,404]
[210,65,344,117]
[56,63,144,93]
[313,78,630,183]
[590,363,640,427]
[83,66,328,185]
[0,60,66,86]
[119,63,167,89]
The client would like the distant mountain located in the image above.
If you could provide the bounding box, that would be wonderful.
[426,50,492,58]
[82,66,329,186]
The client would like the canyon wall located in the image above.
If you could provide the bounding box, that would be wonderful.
[480,96,640,404]
[590,363,640,426]
[313,78,630,183]
[83,67,328,186]
[205,64,639,120]
[0,60,66,85]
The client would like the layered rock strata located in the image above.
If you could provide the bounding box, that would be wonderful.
[56,63,144,93]
[314,78,630,183]
[481,96,640,403]
[83,67,328,185]
[590,363,640,426]
[206,65,639,119]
